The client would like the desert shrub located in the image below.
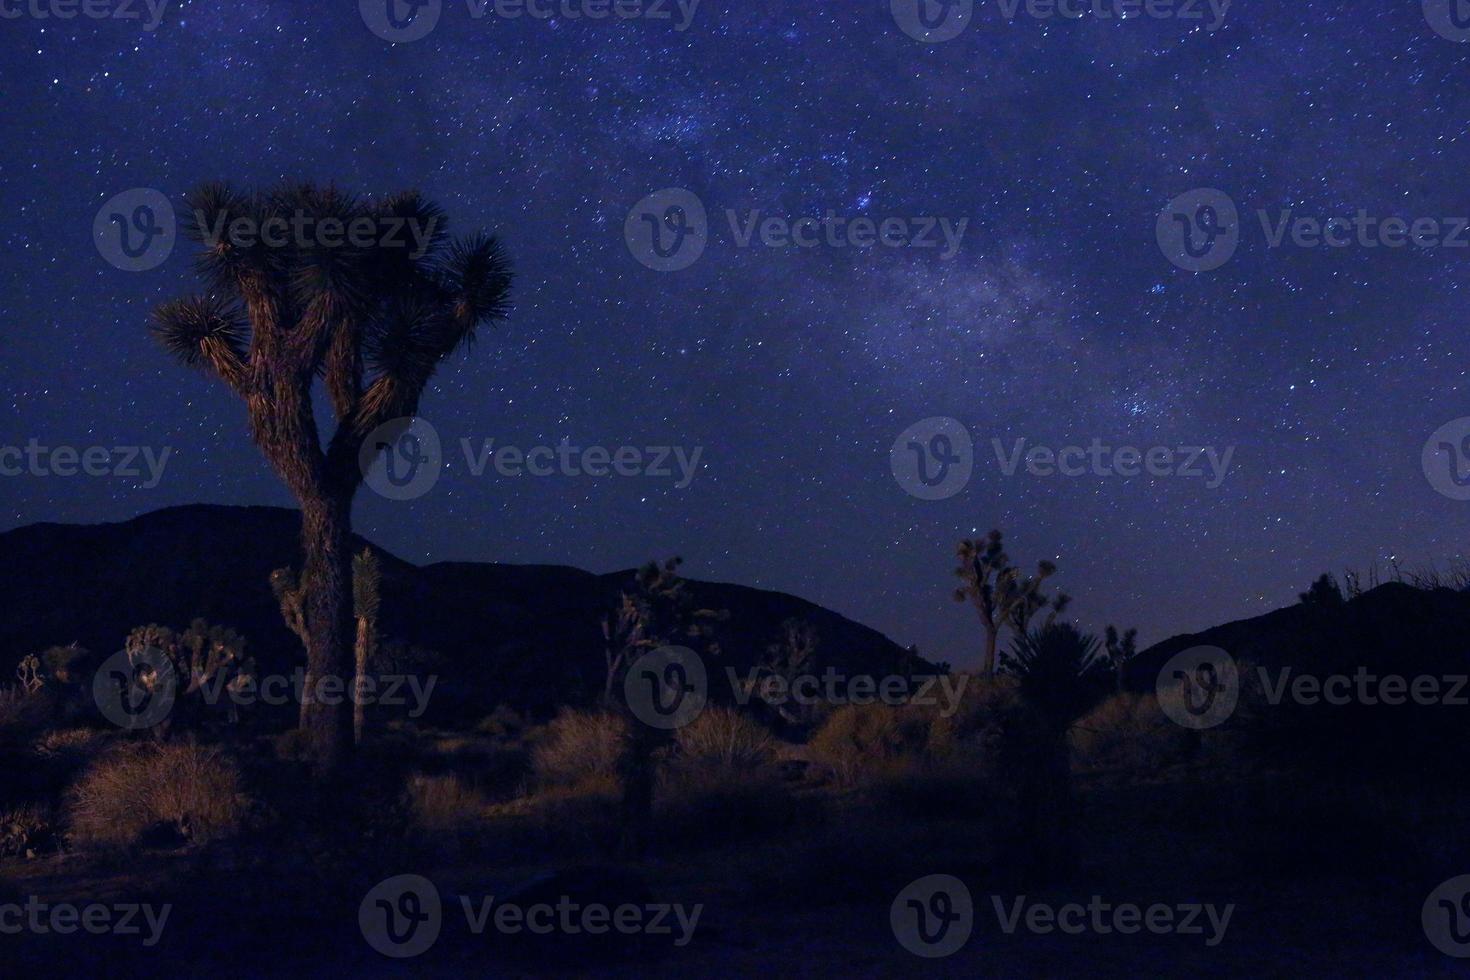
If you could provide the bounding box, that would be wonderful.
[0,685,53,734]
[475,704,528,740]
[531,709,627,790]
[32,727,110,760]
[0,803,59,858]
[407,773,489,834]
[924,673,1033,756]
[654,708,793,846]
[1069,692,1194,775]
[672,706,774,772]
[808,702,928,786]
[67,741,247,849]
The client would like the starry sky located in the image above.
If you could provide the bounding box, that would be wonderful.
[3,0,1468,668]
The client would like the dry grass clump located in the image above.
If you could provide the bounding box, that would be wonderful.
[67,741,247,849]
[32,727,111,763]
[407,773,490,834]
[0,686,53,734]
[807,702,930,786]
[1069,692,1193,775]
[672,706,773,772]
[530,709,627,790]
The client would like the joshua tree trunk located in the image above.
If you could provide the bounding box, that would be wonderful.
[353,611,375,745]
[299,494,355,770]
[617,721,658,856]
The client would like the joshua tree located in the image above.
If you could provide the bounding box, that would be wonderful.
[15,656,43,696]
[954,530,1070,675]
[601,557,723,701]
[739,618,820,727]
[601,557,724,854]
[122,620,255,734]
[152,182,512,770]
[352,549,382,745]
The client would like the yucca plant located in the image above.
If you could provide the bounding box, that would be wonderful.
[152,182,512,770]
[1000,622,1113,730]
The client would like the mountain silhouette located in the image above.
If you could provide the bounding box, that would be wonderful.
[0,505,922,717]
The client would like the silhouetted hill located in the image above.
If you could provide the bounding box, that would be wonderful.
[0,505,921,718]
[1128,581,1470,778]
[1128,581,1470,689]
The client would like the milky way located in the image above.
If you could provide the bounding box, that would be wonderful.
[3,0,1468,666]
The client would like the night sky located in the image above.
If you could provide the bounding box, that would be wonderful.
[3,0,1468,669]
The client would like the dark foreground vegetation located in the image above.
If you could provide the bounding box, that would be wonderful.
[3,529,1470,976]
